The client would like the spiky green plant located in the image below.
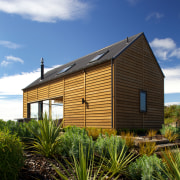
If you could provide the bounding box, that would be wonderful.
[156,147,180,180]
[101,143,136,179]
[52,143,106,180]
[28,114,62,157]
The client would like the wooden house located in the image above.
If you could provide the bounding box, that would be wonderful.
[23,32,164,129]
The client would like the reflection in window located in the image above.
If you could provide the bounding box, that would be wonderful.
[30,102,38,119]
[51,100,63,120]
[29,98,63,120]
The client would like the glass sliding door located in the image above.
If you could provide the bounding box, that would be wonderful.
[29,96,63,121]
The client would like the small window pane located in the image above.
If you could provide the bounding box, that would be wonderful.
[57,63,75,74]
[140,91,147,112]
[30,102,38,119]
[89,50,109,63]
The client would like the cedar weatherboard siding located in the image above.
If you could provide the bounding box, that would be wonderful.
[23,33,164,130]
[114,35,164,129]
[23,62,112,129]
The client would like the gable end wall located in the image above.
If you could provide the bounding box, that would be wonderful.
[114,34,164,129]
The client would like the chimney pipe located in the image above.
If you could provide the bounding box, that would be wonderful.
[127,37,129,43]
[41,57,44,80]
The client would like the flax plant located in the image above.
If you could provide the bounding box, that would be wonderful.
[147,129,157,140]
[28,114,62,157]
[120,131,135,149]
[156,147,180,180]
[101,142,136,179]
[52,143,106,180]
[164,129,179,142]
[139,142,157,156]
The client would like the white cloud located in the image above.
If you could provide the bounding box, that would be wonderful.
[170,48,180,59]
[1,55,24,67]
[150,38,180,60]
[0,0,90,22]
[0,65,60,120]
[0,40,21,49]
[150,38,176,50]
[165,102,180,106]
[6,55,24,64]
[163,66,180,94]
[0,66,58,95]
[146,12,164,21]
[1,60,11,67]
[0,98,23,120]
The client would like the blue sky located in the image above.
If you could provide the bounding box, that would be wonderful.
[0,0,180,120]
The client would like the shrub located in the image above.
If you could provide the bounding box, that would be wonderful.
[160,124,177,135]
[120,131,135,149]
[28,114,62,157]
[0,131,24,180]
[58,126,94,159]
[156,147,180,179]
[52,143,105,180]
[0,119,6,131]
[94,134,127,159]
[86,127,117,140]
[0,119,40,142]
[128,154,165,180]
[147,129,157,139]
[86,127,102,140]
[102,143,136,179]
[139,141,157,156]
[164,129,179,142]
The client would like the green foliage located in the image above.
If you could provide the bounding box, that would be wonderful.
[164,105,180,124]
[52,143,105,180]
[29,114,62,157]
[58,126,94,159]
[0,131,24,180]
[102,143,136,179]
[160,124,177,135]
[160,124,179,142]
[0,119,40,142]
[128,154,165,180]
[156,147,180,180]
[0,119,6,131]
[94,134,127,159]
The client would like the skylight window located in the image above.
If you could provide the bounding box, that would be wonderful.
[57,63,75,74]
[89,50,109,63]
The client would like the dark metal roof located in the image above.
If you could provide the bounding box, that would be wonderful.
[23,32,144,90]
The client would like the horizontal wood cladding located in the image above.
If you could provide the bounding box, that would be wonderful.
[114,34,164,129]
[23,91,28,118]
[64,72,84,127]
[85,62,112,128]
[38,84,49,100]
[49,79,63,98]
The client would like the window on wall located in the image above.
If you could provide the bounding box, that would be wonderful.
[140,90,147,112]
[30,102,38,119]
[29,97,63,120]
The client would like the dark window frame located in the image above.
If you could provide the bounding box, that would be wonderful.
[140,90,147,113]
